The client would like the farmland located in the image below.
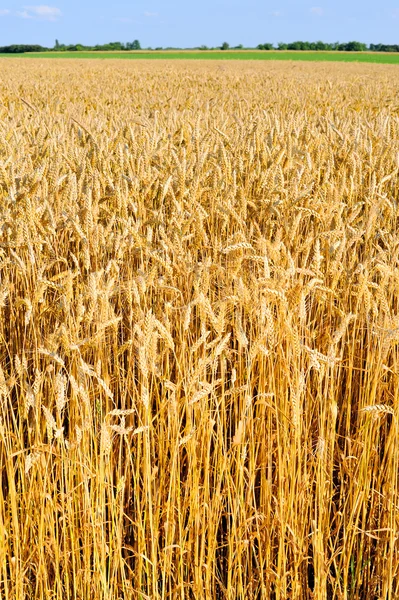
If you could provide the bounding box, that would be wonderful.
[1,59,399,599]
[2,50,399,63]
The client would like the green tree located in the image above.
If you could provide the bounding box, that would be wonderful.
[221,41,229,50]
[126,40,141,50]
[338,41,367,51]
[346,41,367,51]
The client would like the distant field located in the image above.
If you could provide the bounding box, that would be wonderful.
[2,50,399,63]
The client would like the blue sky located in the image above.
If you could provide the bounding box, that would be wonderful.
[0,1,398,47]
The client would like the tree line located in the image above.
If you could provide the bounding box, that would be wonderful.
[1,40,399,53]
[0,40,142,53]
[257,41,399,52]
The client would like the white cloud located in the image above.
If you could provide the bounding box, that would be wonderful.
[144,11,158,17]
[393,9,399,18]
[113,16,135,23]
[20,5,62,20]
[271,10,282,17]
[16,9,32,18]
[310,6,323,16]
[0,8,10,15]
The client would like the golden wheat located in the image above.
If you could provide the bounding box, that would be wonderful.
[0,58,399,599]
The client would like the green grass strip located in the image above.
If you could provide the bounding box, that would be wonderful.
[1,51,399,63]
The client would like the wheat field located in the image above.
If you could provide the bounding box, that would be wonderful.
[1,59,399,599]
